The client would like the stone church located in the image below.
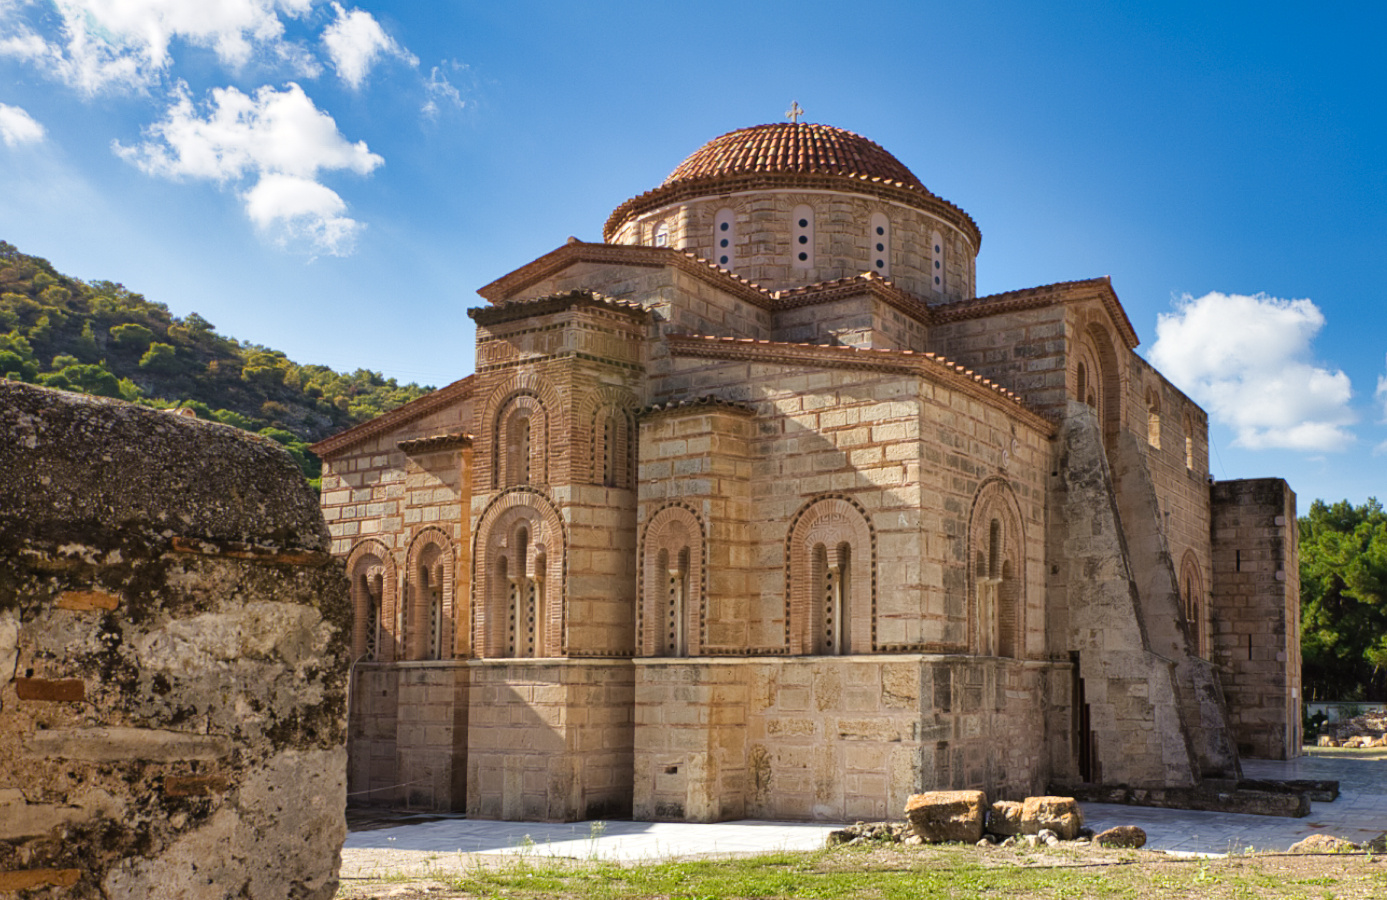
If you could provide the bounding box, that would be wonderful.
[312,120,1301,823]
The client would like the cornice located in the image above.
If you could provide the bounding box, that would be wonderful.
[603,171,982,250]
[638,396,757,420]
[397,432,473,454]
[469,288,651,327]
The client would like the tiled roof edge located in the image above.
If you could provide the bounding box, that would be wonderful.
[310,375,475,458]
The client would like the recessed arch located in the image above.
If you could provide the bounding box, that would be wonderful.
[967,477,1026,658]
[478,373,565,490]
[405,527,456,661]
[578,384,639,488]
[473,488,567,658]
[639,503,706,656]
[1180,550,1206,658]
[786,494,876,655]
[347,539,397,662]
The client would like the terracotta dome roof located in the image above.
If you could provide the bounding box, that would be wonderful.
[603,122,980,249]
[661,123,923,191]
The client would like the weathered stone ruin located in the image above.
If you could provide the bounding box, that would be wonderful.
[0,381,350,899]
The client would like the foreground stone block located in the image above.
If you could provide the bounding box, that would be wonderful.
[905,790,986,843]
[1021,796,1083,840]
[986,800,1024,836]
[0,382,350,899]
[1094,825,1146,848]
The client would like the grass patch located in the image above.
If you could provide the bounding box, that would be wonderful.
[339,842,1387,899]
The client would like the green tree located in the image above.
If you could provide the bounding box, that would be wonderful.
[138,341,180,373]
[110,322,155,352]
[39,363,121,398]
[1300,499,1387,700]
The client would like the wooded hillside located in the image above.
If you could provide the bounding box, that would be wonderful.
[0,240,432,486]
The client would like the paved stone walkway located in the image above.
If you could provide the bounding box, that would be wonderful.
[340,751,1387,872]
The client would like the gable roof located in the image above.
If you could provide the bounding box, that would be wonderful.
[310,375,475,459]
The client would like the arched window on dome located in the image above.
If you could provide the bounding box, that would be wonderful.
[713,208,735,269]
[653,222,669,248]
[869,212,890,277]
[930,230,945,294]
[791,205,815,270]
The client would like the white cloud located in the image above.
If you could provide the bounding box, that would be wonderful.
[0,0,313,94]
[243,172,360,255]
[421,63,465,118]
[321,2,414,90]
[0,102,46,146]
[1148,292,1357,452]
[115,81,381,254]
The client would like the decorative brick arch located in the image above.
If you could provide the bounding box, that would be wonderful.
[785,494,876,655]
[478,373,565,490]
[347,539,397,662]
[638,503,705,656]
[1180,550,1206,658]
[404,527,456,661]
[473,488,567,658]
[967,477,1026,658]
[579,385,639,488]
[1075,316,1123,452]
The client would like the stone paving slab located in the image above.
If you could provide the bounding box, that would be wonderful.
[342,752,1387,867]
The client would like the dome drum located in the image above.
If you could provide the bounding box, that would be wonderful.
[605,123,979,300]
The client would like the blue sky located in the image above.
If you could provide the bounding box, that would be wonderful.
[1,0,1383,507]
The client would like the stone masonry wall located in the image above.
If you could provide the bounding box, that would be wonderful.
[1210,479,1302,760]
[633,656,1063,822]
[0,381,350,899]
[651,354,1050,655]
[466,660,634,821]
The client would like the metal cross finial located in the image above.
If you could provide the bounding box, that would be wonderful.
[785,101,804,124]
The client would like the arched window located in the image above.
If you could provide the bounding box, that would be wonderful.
[930,229,945,293]
[592,406,632,489]
[869,212,890,277]
[1146,388,1161,449]
[476,491,566,659]
[713,207,735,269]
[654,221,669,247]
[809,541,851,654]
[787,496,874,655]
[1076,362,1090,408]
[349,541,398,662]
[969,480,1024,659]
[1180,552,1205,658]
[497,524,547,658]
[349,543,396,662]
[641,505,704,657]
[791,204,815,270]
[405,530,454,661]
[494,392,547,488]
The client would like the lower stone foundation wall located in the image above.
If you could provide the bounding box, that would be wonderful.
[466,660,634,821]
[635,656,1066,822]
